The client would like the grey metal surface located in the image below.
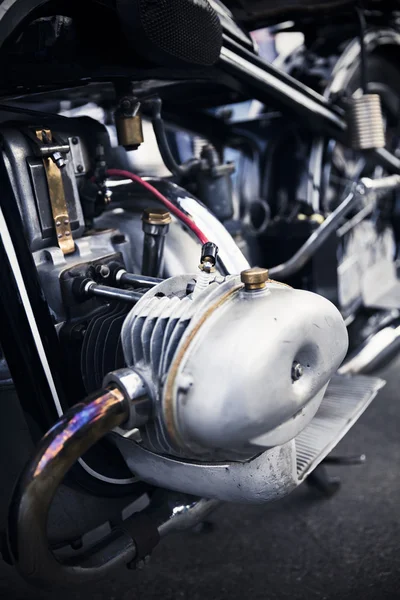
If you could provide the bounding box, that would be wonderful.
[361,259,400,310]
[115,435,297,503]
[115,374,383,503]
[120,274,348,459]
[296,374,385,480]
[33,231,133,323]
[338,220,395,312]
[68,136,87,176]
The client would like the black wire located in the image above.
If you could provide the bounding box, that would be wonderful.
[149,98,200,181]
[356,4,368,94]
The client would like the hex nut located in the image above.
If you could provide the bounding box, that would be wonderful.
[142,208,172,225]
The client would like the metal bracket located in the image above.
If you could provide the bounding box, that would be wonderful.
[36,129,75,255]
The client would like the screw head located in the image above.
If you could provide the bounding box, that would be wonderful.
[291,361,304,382]
[95,264,111,279]
[77,164,84,173]
[240,267,269,291]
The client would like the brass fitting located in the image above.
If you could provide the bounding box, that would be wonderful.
[115,114,144,150]
[142,208,172,226]
[240,267,269,291]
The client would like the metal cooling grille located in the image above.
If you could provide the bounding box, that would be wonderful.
[296,374,385,480]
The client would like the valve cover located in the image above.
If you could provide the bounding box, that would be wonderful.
[121,274,348,460]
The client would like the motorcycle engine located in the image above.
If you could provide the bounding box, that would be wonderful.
[0,112,348,496]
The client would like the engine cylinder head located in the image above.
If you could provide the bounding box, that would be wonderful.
[121,274,348,461]
[347,94,385,150]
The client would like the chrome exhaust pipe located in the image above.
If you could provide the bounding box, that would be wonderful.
[339,324,400,375]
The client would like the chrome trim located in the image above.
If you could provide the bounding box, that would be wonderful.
[138,178,250,275]
[339,324,400,375]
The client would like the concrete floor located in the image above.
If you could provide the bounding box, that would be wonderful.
[2,358,400,600]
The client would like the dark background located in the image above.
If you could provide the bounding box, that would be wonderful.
[2,358,400,600]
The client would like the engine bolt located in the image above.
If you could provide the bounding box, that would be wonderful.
[240,267,269,291]
[95,264,111,279]
[292,361,304,382]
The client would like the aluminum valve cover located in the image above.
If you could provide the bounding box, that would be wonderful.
[121,274,349,460]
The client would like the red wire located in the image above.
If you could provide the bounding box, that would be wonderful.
[106,168,209,245]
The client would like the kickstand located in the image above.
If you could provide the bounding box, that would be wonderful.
[322,454,366,466]
[306,454,366,497]
[306,464,341,497]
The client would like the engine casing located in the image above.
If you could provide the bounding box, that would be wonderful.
[121,274,348,460]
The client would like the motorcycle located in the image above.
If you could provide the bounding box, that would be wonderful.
[0,0,399,589]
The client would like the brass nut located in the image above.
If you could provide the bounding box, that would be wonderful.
[142,208,172,225]
[115,114,144,149]
[240,267,269,291]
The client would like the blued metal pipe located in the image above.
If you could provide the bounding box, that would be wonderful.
[7,386,137,587]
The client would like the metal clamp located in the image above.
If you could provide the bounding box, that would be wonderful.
[35,129,75,255]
